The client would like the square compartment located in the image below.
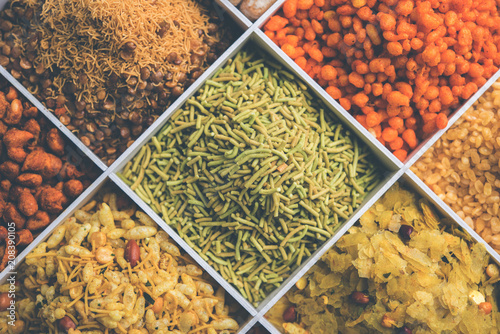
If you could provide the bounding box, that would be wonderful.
[0,0,243,166]
[0,179,251,333]
[265,176,500,333]
[112,30,400,310]
[259,1,500,165]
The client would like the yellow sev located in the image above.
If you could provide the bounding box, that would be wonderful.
[16,192,240,333]
[26,0,221,105]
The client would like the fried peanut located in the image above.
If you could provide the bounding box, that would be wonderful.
[4,99,23,125]
[22,119,41,141]
[45,128,65,156]
[39,187,65,214]
[63,180,83,198]
[95,246,114,264]
[0,161,20,180]
[16,173,43,188]
[15,229,33,246]
[26,210,50,230]
[18,192,38,217]
[3,129,33,163]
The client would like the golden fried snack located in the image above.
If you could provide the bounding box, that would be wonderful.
[15,229,33,246]
[3,128,33,163]
[13,192,241,333]
[0,161,19,180]
[63,179,83,198]
[45,128,65,156]
[15,173,43,188]
[39,187,64,214]
[25,211,50,231]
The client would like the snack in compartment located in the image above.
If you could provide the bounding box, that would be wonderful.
[248,323,269,334]
[263,0,500,161]
[0,79,98,269]
[7,189,242,333]
[238,0,278,21]
[266,183,500,333]
[119,48,382,306]
[0,0,236,165]
[412,79,500,254]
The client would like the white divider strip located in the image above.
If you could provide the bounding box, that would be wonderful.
[108,28,254,174]
[109,174,259,316]
[259,316,282,334]
[404,170,500,265]
[213,0,253,29]
[254,169,404,315]
[405,68,500,168]
[237,316,261,334]
[253,29,403,171]
[0,171,111,284]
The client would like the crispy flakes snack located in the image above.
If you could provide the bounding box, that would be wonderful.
[269,184,500,334]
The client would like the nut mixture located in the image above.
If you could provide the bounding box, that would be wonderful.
[0,0,235,165]
[0,80,97,269]
[412,80,500,253]
[5,190,241,334]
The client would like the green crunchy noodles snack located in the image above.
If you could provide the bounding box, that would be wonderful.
[267,183,500,334]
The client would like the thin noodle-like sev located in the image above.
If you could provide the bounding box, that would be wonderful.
[23,0,221,108]
[77,323,101,330]
[116,323,127,333]
[14,191,240,333]
[25,252,57,258]
[84,283,89,315]
[66,293,85,308]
